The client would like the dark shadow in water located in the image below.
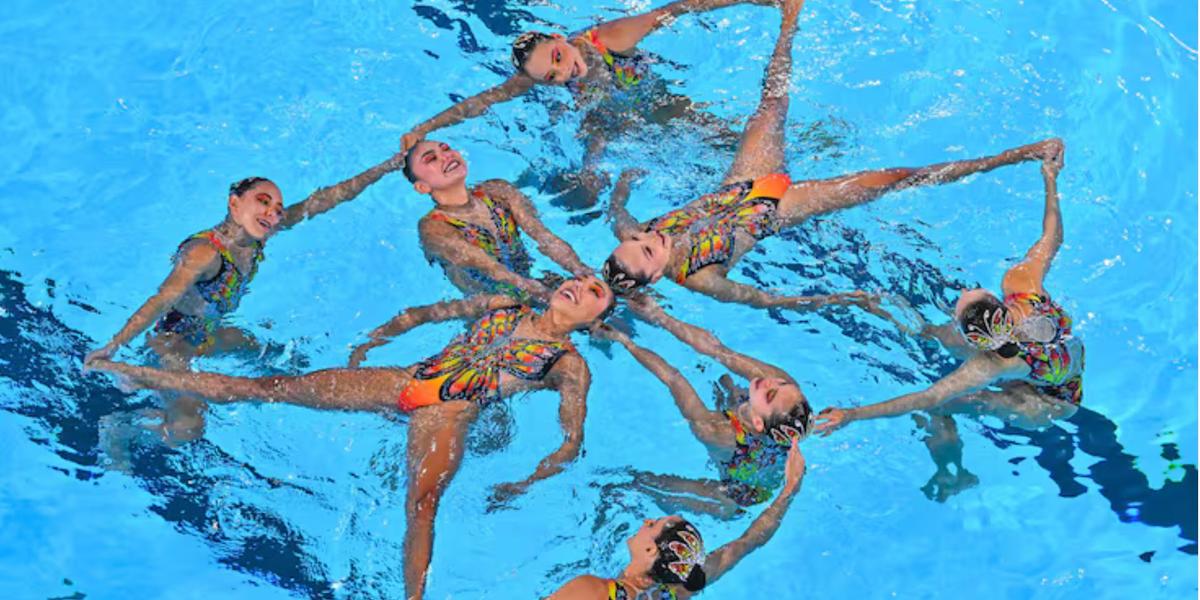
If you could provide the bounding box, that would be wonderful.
[0,269,337,598]
[981,410,1198,556]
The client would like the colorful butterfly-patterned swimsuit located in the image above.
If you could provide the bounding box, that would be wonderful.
[567,28,653,110]
[719,407,789,507]
[428,189,532,296]
[647,174,791,284]
[1006,292,1084,405]
[397,306,573,412]
[607,580,677,600]
[153,230,263,350]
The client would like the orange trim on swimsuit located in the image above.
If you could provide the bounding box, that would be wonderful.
[397,375,449,412]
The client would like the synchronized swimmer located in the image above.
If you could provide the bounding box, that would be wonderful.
[84,0,1082,598]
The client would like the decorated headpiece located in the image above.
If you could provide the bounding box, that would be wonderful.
[764,400,814,445]
[961,300,1016,352]
[650,520,707,592]
[602,255,651,295]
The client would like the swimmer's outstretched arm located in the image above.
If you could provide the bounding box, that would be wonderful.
[417,216,552,300]
[629,296,792,384]
[479,179,592,277]
[492,354,590,500]
[684,270,881,314]
[84,242,222,365]
[607,170,644,240]
[279,151,406,230]
[401,77,536,153]
[596,0,785,54]
[699,439,804,588]
[814,355,1017,435]
[607,327,732,446]
[1002,146,1065,296]
[348,294,512,367]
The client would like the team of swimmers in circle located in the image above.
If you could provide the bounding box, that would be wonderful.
[82,0,1082,597]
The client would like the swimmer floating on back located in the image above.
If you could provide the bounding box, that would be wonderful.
[401,139,591,300]
[601,0,1062,312]
[401,0,781,208]
[606,296,811,517]
[546,436,804,599]
[91,275,615,600]
[83,150,406,441]
[815,145,1081,500]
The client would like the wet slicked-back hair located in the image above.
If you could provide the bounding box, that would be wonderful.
[401,145,421,183]
[511,31,554,71]
[229,177,272,197]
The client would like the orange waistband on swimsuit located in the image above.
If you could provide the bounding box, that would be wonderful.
[751,173,791,199]
[397,375,447,413]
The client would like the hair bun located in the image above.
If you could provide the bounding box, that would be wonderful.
[997,342,1020,359]
[683,566,707,592]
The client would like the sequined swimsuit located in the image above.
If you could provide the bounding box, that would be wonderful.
[718,407,790,507]
[153,230,263,350]
[427,189,533,295]
[607,580,677,600]
[397,306,573,412]
[567,28,654,111]
[1006,292,1084,405]
[647,174,791,284]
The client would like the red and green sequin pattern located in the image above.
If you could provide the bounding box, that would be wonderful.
[1006,292,1083,404]
[719,410,788,507]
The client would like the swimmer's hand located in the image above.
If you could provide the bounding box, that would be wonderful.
[782,437,805,493]
[83,343,118,373]
[1041,141,1065,179]
[86,358,144,393]
[486,480,530,512]
[348,340,385,368]
[400,131,423,155]
[813,407,854,436]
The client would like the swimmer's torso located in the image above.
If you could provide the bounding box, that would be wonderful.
[647,174,791,283]
[154,229,264,348]
[1003,291,1084,404]
[397,305,574,412]
[422,187,533,296]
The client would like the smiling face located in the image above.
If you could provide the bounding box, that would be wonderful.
[746,376,806,429]
[228,180,284,240]
[521,36,588,85]
[408,140,468,193]
[610,231,673,283]
[548,275,614,327]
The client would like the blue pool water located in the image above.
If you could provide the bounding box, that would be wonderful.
[0,0,1196,598]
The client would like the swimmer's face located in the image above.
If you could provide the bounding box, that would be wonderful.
[522,35,588,85]
[747,377,806,426]
[409,141,468,193]
[228,180,284,240]
[954,288,998,322]
[549,275,614,327]
[611,232,673,283]
[626,515,681,573]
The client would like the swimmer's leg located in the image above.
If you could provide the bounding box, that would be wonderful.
[404,402,477,600]
[634,471,742,519]
[721,0,803,185]
[144,333,208,445]
[95,360,408,413]
[914,413,979,502]
[777,139,1063,226]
